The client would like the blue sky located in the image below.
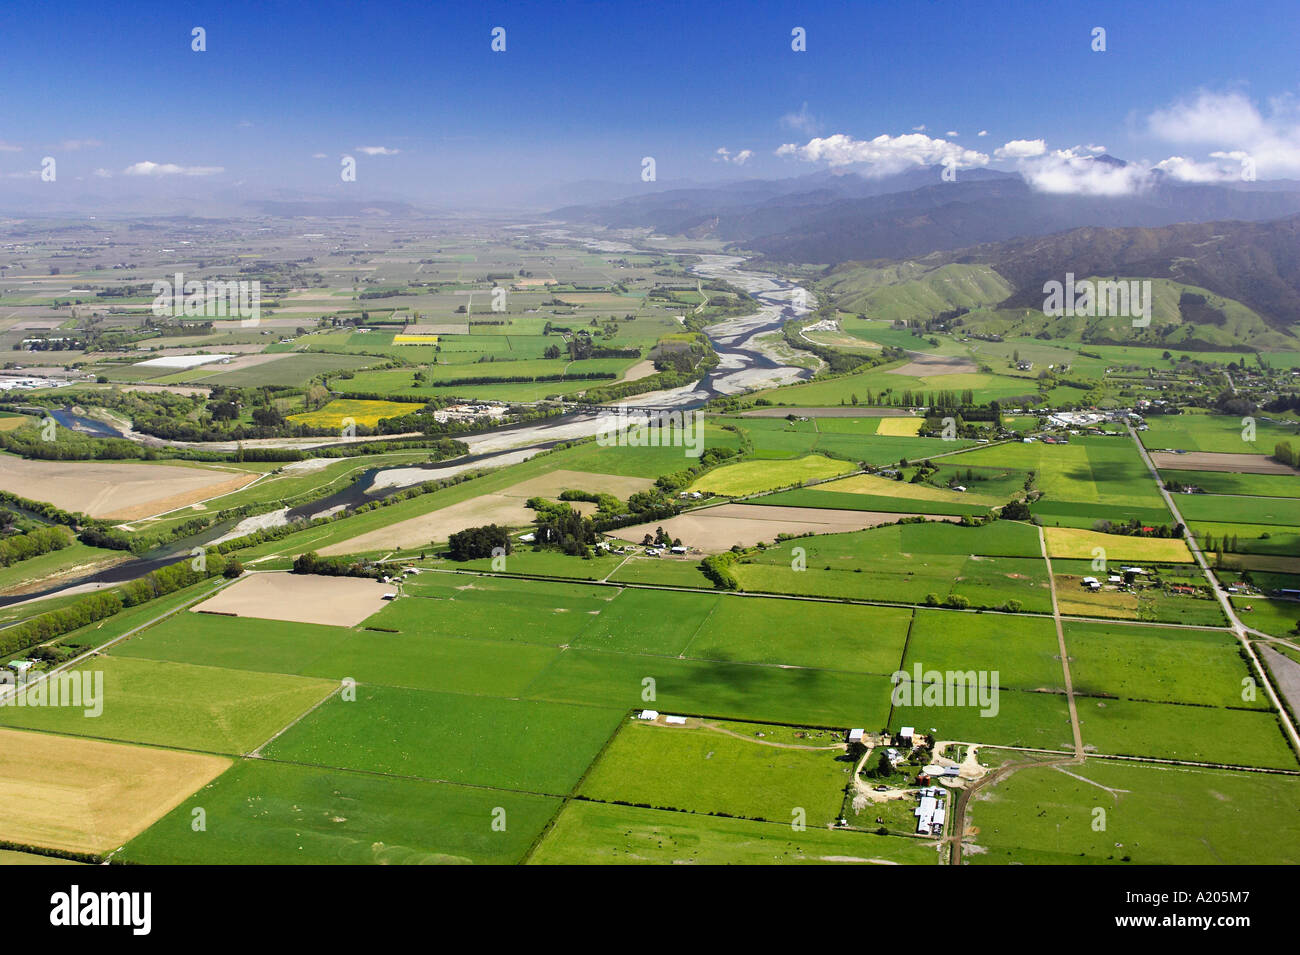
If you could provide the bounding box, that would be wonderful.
[2,0,1298,206]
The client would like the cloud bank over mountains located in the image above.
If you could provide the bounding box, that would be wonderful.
[775,90,1300,194]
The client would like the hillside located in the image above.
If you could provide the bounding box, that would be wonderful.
[554,166,1300,268]
[815,215,1300,350]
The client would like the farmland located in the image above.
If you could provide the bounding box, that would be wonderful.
[0,727,230,856]
[1,216,1297,872]
[967,760,1300,864]
[687,454,856,495]
[579,718,852,826]
[287,398,424,428]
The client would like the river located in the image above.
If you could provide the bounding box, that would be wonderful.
[0,241,807,609]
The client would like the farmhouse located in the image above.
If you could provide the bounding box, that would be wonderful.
[914,788,948,835]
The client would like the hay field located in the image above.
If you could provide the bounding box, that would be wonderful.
[812,472,1003,506]
[0,727,229,855]
[1043,527,1194,562]
[688,455,856,496]
[874,416,924,436]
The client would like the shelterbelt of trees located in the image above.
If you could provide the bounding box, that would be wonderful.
[0,524,72,568]
[0,553,232,659]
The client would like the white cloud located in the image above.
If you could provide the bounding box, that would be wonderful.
[4,169,39,179]
[1148,91,1265,145]
[0,141,22,153]
[58,138,101,151]
[92,168,112,178]
[1152,156,1242,183]
[714,147,753,165]
[994,139,1047,159]
[780,103,820,136]
[311,152,328,159]
[945,131,959,138]
[1146,90,1300,178]
[776,132,989,176]
[356,145,400,156]
[1019,150,1152,196]
[911,124,927,132]
[977,130,988,137]
[123,161,224,177]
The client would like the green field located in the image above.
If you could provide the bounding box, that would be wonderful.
[580,718,851,826]
[731,520,1052,612]
[688,454,856,495]
[1140,413,1300,455]
[1160,469,1300,498]
[1078,696,1296,768]
[0,655,336,754]
[120,759,560,865]
[1177,494,1300,527]
[529,799,941,864]
[947,436,1166,511]
[969,759,1300,864]
[262,685,623,795]
[1065,621,1261,708]
[901,610,1064,692]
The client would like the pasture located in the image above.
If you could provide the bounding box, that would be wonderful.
[1064,621,1260,708]
[688,454,856,495]
[529,799,941,865]
[580,717,851,826]
[121,760,559,865]
[969,760,1300,864]
[733,520,1052,612]
[1140,413,1300,455]
[0,656,337,755]
[261,685,624,795]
